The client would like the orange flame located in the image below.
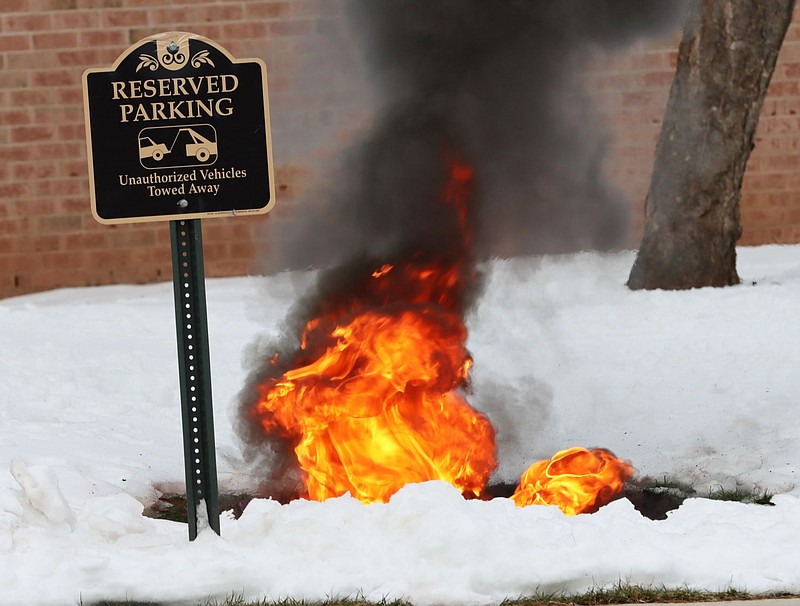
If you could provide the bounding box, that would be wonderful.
[252,151,632,514]
[511,447,633,515]
[253,153,496,503]
[255,305,496,503]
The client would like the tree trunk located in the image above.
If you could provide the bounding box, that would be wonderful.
[627,0,795,290]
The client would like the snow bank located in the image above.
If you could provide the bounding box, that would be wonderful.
[1,246,799,605]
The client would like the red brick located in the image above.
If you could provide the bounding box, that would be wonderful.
[641,70,675,88]
[76,0,122,7]
[101,9,148,28]
[152,4,243,24]
[13,199,56,216]
[33,105,83,124]
[34,177,85,196]
[59,160,88,178]
[32,31,78,49]
[64,231,107,249]
[0,218,31,236]
[0,183,31,200]
[741,207,784,224]
[59,196,90,212]
[758,116,800,135]
[38,214,83,233]
[57,123,85,140]
[56,48,101,66]
[3,14,52,32]
[767,81,800,97]
[6,50,60,70]
[12,162,58,180]
[766,191,799,207]
[110,229,157,248]
[222,22,268,39]
[34,69,82,87]
[87,247,132,267]
[783,172,800,190]
[0,71,29,88]
[28,0,79,9]
[0,145,33,163]
[743,173,788,191]
[29,141,83,160]
[268,20,312,36]
[123,0,170,5]
[0,34,31,51]
[589,72,641,92]
[11,125,55,143]
[79,29,126,47]
[246,1,290,19]
[781,97,800,117]
[52,10,100,29]
[0,109,33,125]
[38,250,89,270]
[56,89,83,105]
[766,155,800,171]
[9,88,55,105]
[0,0,29,11]
[230,241,255,257]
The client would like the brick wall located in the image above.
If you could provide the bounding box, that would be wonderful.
[1,2,800,299]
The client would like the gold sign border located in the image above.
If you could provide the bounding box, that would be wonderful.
[82,31,276,225]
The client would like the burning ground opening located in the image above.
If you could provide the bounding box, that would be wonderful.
[237,153,632,515]
[236,0,684,515]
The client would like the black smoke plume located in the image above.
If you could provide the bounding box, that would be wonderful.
[259,0,687,271]
[237,0,687,492]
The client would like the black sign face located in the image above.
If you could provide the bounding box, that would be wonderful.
[83,32,275,224]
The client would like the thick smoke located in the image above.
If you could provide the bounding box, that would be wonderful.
[258,0,688,272]
[237,1,687,493]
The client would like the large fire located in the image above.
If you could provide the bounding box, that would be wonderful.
[253,266,497,503]
[252,154,632,513]
[253,155,496,503]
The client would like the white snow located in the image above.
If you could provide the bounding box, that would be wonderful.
[1,245,799,605]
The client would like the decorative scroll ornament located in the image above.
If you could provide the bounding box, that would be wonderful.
[136,54,158,72]
[157,38,190,71]
[191,50,215,68]
[136,38,209,72]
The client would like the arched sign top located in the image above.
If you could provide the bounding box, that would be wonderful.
[82,31,275,225]
[108,31,239,71]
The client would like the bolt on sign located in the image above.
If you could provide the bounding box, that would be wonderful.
[82,31,275,224]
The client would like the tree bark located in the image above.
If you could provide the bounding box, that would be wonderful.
[627,0,795,290]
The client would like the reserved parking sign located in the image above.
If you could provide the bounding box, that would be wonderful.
[83,31,275,224]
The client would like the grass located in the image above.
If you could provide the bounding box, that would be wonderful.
[501,583,796,605]
[705,484,775,505]
[79,583,800,605]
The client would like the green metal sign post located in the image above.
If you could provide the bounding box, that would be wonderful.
[170,218,220,539]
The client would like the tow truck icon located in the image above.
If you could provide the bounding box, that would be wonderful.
[138,124,218,169]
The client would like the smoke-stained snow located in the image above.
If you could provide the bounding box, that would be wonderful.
[1,245,800,605]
